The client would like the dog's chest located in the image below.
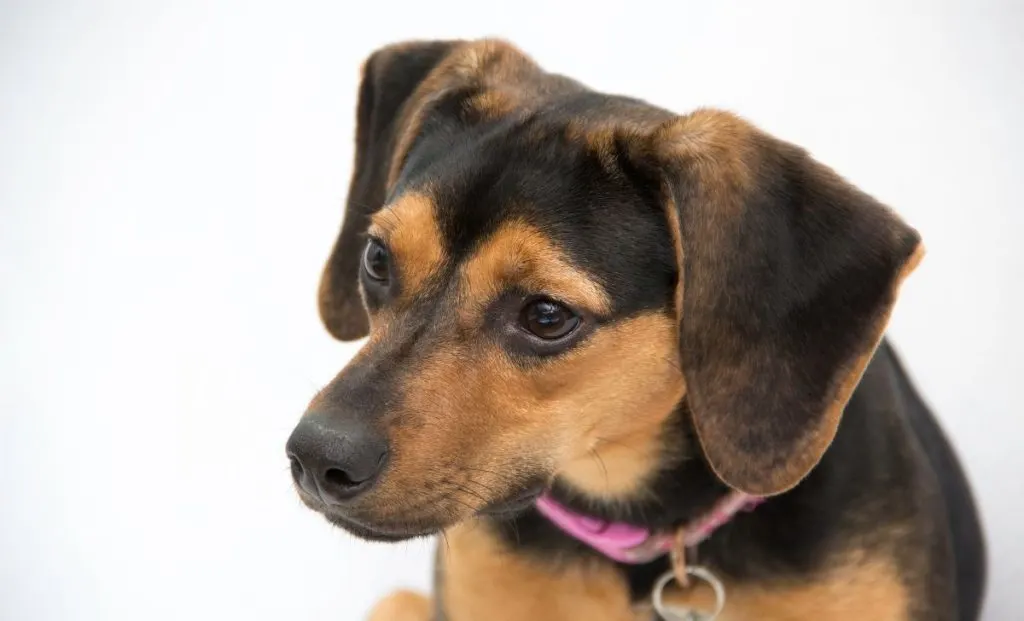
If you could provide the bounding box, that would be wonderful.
[437,523,911,621]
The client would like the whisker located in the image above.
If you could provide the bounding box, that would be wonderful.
[445,494,481,516]
[460,465,525,487]
[440,530,452,557]
[451,482,490,507]
[589,447,610,489]
[592,435,646,455]
[661,355,684,373]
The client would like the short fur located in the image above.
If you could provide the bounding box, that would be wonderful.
[293,39,986,620]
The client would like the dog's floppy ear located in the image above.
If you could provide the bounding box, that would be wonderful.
[644,110,923,495]
[318,40,459,341]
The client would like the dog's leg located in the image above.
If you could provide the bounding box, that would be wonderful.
[366,540,450,621]
[367,589,432,621]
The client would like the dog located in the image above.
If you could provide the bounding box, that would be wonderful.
[286,39,987,621]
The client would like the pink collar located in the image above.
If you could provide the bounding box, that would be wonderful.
[535,491,763,564]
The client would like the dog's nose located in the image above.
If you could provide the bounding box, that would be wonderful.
[286,414,388,503]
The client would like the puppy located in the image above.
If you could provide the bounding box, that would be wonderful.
[287,39,987,621]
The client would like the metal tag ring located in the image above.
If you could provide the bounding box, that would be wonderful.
[651,565,726,621]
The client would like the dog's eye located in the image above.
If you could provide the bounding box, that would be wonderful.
[520,299,581,340]
[362,239,390,282]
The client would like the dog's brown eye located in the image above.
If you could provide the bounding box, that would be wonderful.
[520,299,581,340]
[362,239,390,282]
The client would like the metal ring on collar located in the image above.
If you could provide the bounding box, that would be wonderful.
[651,565,726,621]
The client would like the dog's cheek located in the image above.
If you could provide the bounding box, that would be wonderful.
[537,312,686,499]
[372,311,684,506]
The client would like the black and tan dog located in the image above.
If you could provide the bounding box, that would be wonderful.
[286,39,987,621]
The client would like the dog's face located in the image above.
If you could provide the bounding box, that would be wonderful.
[287,40,923,541]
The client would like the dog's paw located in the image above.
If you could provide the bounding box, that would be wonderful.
[366,589,432,621]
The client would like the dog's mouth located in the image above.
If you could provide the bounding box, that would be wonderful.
[477,484,545,517]
[297,481,547,541]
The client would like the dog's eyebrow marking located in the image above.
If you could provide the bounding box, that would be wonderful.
[460,219,611,314]
[369,192,445,299]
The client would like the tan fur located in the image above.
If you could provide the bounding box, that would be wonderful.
[439,522,649,621]
[360,310,684,523]
[369,192,445,302]
[370,534,910,621]
[660,554,909,621]
[367,589,431,621]
[557,417,676,500]
[564,116,672,175]
[465,88,519,119]
[461,219,612,315]
[553,311,685,498]
[653,109,757,223]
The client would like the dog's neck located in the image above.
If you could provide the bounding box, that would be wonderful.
[482,348,924,604]
[482,406,750,600]
[482,403,827,600]
[534,489,763,564]
[547,403,734,528]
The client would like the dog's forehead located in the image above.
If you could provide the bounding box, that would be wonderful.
[373,110,678,314]
[415,108,663,243]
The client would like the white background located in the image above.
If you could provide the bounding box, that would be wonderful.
[2,1,1021,619]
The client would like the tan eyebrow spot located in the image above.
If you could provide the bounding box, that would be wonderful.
[461,219,611,314]
[369,192,445,299]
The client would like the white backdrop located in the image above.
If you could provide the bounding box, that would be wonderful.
[2,1,1021,619]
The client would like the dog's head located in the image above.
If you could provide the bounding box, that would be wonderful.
[286,39,923,540]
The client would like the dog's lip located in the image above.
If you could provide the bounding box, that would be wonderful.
[294,487,436,540]
[296,480,547,538]
[478,485,545,516]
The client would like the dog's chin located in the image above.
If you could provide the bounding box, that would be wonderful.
[297,494,443,541]
[321,511,439,542]
[297,482,547,541]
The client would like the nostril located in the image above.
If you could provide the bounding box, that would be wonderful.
[288,452,323,500]
[288,454,304,481]
[324,466,364,489]
[287,415,389,503]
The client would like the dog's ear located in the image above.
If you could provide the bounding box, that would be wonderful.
[319,41,459,341]
[643,110,923,496]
